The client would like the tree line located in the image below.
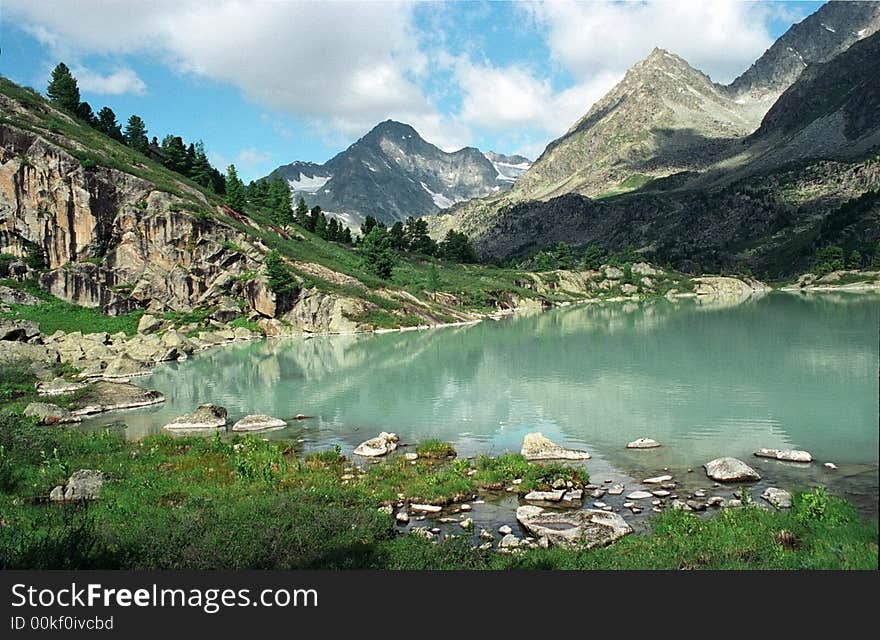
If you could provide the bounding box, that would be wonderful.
[46,62,225,194]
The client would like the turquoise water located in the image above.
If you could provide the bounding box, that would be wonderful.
[93,292,879,477]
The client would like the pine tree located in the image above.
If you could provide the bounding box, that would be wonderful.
[555,242,572,270]
[315,210,328,238]
[76,101,96,125]
[326,217,340,241]
[534,251,552,271]
[123,115,149,153]
[389,221,408,250]
[848,250,863,270]
[96,107,123,140]
[405,216,436,255]
[294,197,309,228]
[225,164,246,212]
[360,215,379,239]
[580,245,603,271]
[873,242,880,268]
[439,230,477,263]
[359,226,396,279]
[190,142,213,188]
[341,226,353,245]
[46,62,81,113]
[269,177,293,226]
[161,135,188,173]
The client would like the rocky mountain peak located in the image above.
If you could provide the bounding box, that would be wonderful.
[728,0,880,102]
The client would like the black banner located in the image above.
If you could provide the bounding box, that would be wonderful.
[1,570,876,636]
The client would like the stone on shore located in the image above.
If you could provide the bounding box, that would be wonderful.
[50,469,106,502]
[627,437,661,449]
[754,448,812,463]
[23,402,80,425]
[353,432,399,457]
[761,487,792,509]
[516,505,632,549]
[231,414,287,432]
[163,404,227,432]
[704,457,761,482]
[410,503,442,514]
[68,381,165,416]
[521,432,590,461]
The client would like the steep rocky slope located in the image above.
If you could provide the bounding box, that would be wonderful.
[0,79,565,334]
[269,120,518,226]
[431,3,880,277]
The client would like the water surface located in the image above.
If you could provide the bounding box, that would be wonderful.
[90,293,878,479]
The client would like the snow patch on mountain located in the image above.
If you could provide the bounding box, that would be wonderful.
[287,174,332,194]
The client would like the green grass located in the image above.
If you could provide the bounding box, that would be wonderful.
[415,440,457,459]
[0,413,874,570]
[0,279,142,336]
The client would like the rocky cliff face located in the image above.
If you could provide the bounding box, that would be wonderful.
[0,113,384,333]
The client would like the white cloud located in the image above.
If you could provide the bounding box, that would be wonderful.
[7,0,438,139]
[74,67,147,96]
[523,0,785,84]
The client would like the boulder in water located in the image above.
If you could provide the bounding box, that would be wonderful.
[516,505,631,549]
[353,432,399,457]
[521,432,590,461]
[704,457,761,482]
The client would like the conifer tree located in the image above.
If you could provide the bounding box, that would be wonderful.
[96,107,123,140]
[46,62,81,113]
[225,164,246,212]
[123,115,149,153]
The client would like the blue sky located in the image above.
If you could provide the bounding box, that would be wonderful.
[1,1,824,182]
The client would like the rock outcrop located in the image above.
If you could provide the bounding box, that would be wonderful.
[353,432,399,457]
[704,457,762,482]
[754,448,813,463]
[163,404,228,432]
[50,469,106,501]
[231,414,287,432]
[515,505,632,548]
[521,432,590,461]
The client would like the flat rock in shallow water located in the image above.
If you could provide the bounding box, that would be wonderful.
[410,503,442,513]
[607,484,625,495]
[516,505,632,549]
[627,438,661,449]
[69,381,165,416]
[521,432,590,461]
[703,457,761,482]
[163,404,227,432]
[643,474,673,484]
[524,490,566,503]
[754,448,812,463]
[626,490,654,500]
[353,432,399,457]
[231,414,287,432]
[761,487,792,509]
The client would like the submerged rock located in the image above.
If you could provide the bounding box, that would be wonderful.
[521,432,590,461]
[754,448,812,463]
[761,487,792,509]
[627,437,661,449]
[703,457,761,482]
[231,414,287,432]
[23,402,81,425]
[163,404,228,432]
[515,505,632,549]
[353,432,399,457]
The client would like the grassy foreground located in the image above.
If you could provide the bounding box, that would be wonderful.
[0,412,875,570]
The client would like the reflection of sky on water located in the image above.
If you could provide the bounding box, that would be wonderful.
[86,293,880,469]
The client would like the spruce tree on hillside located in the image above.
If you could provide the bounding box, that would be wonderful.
[359,226,396,279]
[439,230,478,263]
[555,242,572,270]
[46,62,81,113]
[225,164,246,212]
[161,135,188,173]
[76,101,97,126]
[294,197,309,228]
[389,221,408,250]
[123,115,149,153]
[405,216,436,256]
[190,142,214,188]
[96,107,123,141]
[269,177,293,226]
